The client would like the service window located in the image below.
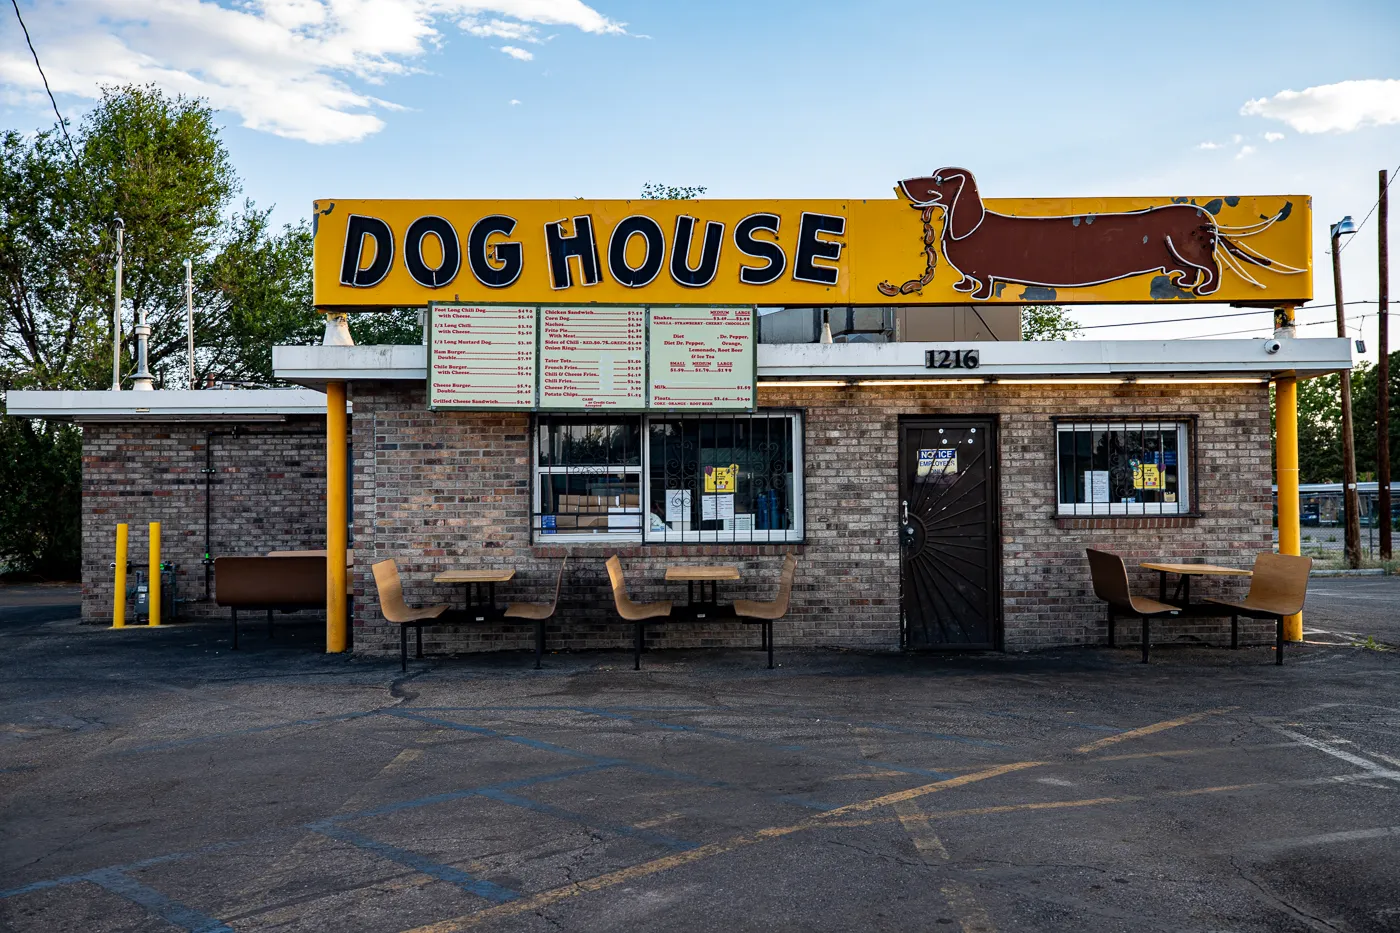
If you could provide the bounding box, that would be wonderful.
[1055,419,1192,516]
[532,412,804,543]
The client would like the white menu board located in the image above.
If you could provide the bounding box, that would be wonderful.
[429,304,536,409]
[647,307,754,410]
[539,306,646,409]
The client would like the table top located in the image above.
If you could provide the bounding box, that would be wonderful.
[665,565,741,582]
[434,569,516,584]
[1140,562,1252,577]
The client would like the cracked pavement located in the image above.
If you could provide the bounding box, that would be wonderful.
[1,580,1398,932]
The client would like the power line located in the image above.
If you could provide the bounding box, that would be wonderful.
[1073,300,1377,331]
[8,0,76,160]
[1184,314,1378,340]
[1338,161,1400,252]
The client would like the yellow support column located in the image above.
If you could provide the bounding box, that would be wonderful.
[326,381,349,653]
[148,522,162,627]
[1275,375,1302,641]
[113,524,128,628]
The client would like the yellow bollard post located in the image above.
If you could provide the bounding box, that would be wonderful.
[326,381,349,653]
[1275,376,1302,641]
[113,524,129,628]
[148,521,162,627]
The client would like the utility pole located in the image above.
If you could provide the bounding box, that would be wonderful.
[1331,218,1362,567]
[111,218,124,390]
[1380,169,1392,560]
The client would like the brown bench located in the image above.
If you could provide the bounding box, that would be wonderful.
[214,556,326,649]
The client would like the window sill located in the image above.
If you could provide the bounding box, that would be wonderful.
[1055,514,1202,530]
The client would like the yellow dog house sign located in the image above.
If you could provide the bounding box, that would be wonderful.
[312,169,1311,308]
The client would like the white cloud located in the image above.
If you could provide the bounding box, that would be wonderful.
[500,45,534,60]
[1235,145,1256,160]
[1241,78,1400,133]
[1231,134,1244,144]
[462,18,541,42]
[0,0,626,144]
[510,98,521,105]
[1197,141,1221,150]
[1263,131,1285,142]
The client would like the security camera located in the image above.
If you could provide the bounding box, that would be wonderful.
[1264,339,1282,355]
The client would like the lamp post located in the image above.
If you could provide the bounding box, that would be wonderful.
[1331,215,1361,567]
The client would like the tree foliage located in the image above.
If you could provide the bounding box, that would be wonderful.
[640,182,707,200]
[1020,304,1080,340]
[0,418,81,578]
[1273,353,1399,484]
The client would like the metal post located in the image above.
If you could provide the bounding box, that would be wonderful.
[185,258,196,389]
[1332,229,1362,567]
[1276,376,1303,641]
[112,219,124,390]
[1379,169,1392,560]
[113,524,128,628]
[326,381,349,653]
[148,522,161,626]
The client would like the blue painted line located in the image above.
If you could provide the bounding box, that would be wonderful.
[120,711,376,755]
[0,841,251,900]
[310,824,518,903]
[330,764,616,823]
[473,788,696,851]
[382,709,609,762]
[85,869,234,932]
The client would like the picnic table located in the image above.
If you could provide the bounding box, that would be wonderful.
[665,565,740,620]
[1139,561,1252,614]
[434,568,515,621]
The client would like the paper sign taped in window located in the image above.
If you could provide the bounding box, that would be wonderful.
[917,448,957,479]
[665,489,692,522]
[704,464,738,493]
[702,494,735,520]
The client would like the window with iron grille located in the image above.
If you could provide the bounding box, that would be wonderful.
[1054,419,1194,516]
[533,412,803,543]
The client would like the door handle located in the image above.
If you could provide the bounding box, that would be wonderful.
[901,499,909,524]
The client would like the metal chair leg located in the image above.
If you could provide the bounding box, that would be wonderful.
[534,621,544,670]
[1276,615,1284,665]
[267,609,274,638]
[767,621,773,670]
[1107,609,1115,647]
[231,608,239,650]
[416,624,423,659]
[1141,616,1150,663]
[634,622,642,671]
[400,624,407,672]
[1231,614,1239,649]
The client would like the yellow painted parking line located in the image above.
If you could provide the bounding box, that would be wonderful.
[941,882,997,933]
[633,812,685,829]
[1091,741,1298,762]
[826,770,915,781]
[1074,707,1237,754]
[893,800,950,862]
[401,761,1040,933]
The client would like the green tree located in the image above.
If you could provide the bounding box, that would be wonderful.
[1020,304,1080,340]
[1352,352,1399,483]
[0,418,81,578]
[640,182,706,200]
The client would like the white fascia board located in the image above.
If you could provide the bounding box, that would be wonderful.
[756,338,1352,379]
[267,338,1353,389]
[6,388,337,422]
[273,344,427,388]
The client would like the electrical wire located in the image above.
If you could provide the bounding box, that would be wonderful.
[1338,161,1400,252]
[9,0,76,160]
[1072,300,1377,331]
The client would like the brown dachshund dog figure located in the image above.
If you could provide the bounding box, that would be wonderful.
[896,168,1296,300]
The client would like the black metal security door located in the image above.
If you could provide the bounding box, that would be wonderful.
[899,419,999,649]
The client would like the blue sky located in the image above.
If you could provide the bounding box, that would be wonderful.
[2,0,1397,353]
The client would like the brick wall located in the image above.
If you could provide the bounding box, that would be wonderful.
[81,420,327,623]
[349,380,1274,657]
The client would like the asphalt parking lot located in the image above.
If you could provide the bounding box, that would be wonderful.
[2,580,1398,932]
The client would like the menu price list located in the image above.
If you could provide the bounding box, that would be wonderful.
[540,306,645,409]
[648,307,754,410]
[429,304,536,409]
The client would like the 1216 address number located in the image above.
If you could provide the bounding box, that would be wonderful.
[924,349,980,370]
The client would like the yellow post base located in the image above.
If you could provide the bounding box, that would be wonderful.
[113,524,128,628]
[1275,376,1302,642]
[148,521,162,626]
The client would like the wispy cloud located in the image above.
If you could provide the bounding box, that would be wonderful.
[1235,145,1256,160]
[1242,78,1400,133]
[510,98,522,105]
[1197,141,1221,150]
[0,0,626,144]
[1263,131,1284,142]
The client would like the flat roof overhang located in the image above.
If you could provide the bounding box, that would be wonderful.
[270,338,1352,389]
[5,388,340,422]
